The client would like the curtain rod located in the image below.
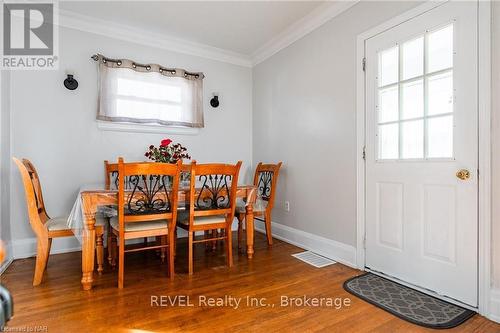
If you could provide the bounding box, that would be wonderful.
[90,54,204,79]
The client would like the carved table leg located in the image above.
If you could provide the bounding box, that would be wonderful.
[245,203,254,259]
[212,230,217,252]
[81,217,96,291]
[160,236,167,263]
[107,225,113,266]
[96,234,104,274]
[110,234,117,268]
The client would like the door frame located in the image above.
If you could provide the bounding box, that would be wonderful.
[355,0,491,315]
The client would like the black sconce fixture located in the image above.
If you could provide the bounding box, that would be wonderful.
[210,94,219,108]
[64,74,78,90]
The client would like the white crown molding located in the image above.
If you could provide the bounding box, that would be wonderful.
[251,1,360,66]
[57,8,253,68]
[56,2,360,69]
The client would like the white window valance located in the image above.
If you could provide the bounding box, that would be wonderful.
[94,54,204,128]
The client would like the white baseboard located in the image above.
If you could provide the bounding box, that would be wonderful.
[488,288,500,323]
[0,257,13,275]
[254,219,357,268]
[12,237,82,260]
[9,221,240,261]
[5,220,357,273]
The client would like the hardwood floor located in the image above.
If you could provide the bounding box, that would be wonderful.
[1,232,499,333]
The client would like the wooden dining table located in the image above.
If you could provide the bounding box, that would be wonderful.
[77,184,257,290]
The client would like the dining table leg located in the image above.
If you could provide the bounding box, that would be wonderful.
[245,203,254,259]
[96,234,104,274]
[81,216,96,291]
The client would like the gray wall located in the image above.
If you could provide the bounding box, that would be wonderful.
[252,1,421,246]
[1,70,12,262]
[9,26,253,255]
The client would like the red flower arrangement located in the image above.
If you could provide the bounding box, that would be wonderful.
[145,138,191,164]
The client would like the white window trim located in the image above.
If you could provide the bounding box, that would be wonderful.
[96,120,200,135]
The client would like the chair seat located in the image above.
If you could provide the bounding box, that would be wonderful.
[177,211,227,226]
[235,198,268,214]
[110,216,168,232]
[46,214,107,231]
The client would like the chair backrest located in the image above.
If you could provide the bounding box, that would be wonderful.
[105,160,134,190]
[12,158,49,237]
[253,162,283,212]
[186,161,242,228]
[117,158,182,233]
[104,160,118,190]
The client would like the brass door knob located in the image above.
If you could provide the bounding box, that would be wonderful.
[456,169,471,180]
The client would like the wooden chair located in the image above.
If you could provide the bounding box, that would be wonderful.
[104,160,117,266]
[104,160,131,266]
[104,160,119,189]
[110,158,181,288]
[105,160,172,266]
[177,161,242,275]
[13,157,106,286]
[236,162,282,248]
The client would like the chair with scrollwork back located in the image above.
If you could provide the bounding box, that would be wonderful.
[104,160,118,265]
[105,160,137,265]
[177,161,242,275]
[105,160,178,266]
[13,157,105,286]
[109,158,181,288]
[104,160,118,190]
[236,162,282,248]
[105,160,135,190]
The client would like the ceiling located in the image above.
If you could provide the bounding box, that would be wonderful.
[60,1,326,56]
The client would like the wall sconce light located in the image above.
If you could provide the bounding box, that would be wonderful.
[64,74,78,90]
[210,93,219,108]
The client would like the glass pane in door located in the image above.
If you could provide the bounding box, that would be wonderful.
[378,123,399,159]
[401,120,424,159]
[401,79,424,120]
[378,86,399,123]
[428,71,453,116]
[402,37,424,80]
[378,46,399,87]
[427,115,453,158]
[427,25,453,73]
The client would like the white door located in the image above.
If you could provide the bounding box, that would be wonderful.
[365,1,478,307]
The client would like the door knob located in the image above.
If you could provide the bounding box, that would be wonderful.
[456,169,471,180]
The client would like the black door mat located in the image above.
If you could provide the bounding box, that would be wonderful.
[343,273,475,329]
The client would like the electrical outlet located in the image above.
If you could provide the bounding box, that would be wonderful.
[284,201,290,212]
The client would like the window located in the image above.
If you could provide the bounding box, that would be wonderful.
[95,54,204,129]
[377,24,454,160]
